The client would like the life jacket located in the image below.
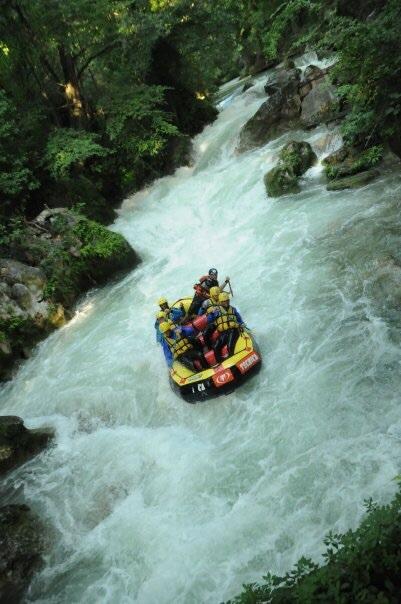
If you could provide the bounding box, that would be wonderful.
[215,305,239,332]
[206,302,220,315]
[164,333,193,359]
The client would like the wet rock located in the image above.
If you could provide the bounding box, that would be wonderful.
[323,145,384,186]
[326,169,380,191]
[264,140,317,197]
[299,65,327,100]
[323,145,349,166]
[300,79,338,128]
[264,165,300,197]
[279,141,317,177]
[242,80,254,93]
[264,68,301,96]
[238,68,302,153]
[0,504,45,603]
[0,416,53,477]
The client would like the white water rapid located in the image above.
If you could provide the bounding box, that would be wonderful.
[2,59,401,603]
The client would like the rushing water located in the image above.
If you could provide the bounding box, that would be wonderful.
[2,57,401,603]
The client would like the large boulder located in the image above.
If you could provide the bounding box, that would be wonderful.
[264,140,317,198]
[279,141,317,176]
[237,68,302,153]
[300,79,338,128]
[299,65,329,100]
[0,504,46,603]
[264,165,300,197]
[0,416,53,477]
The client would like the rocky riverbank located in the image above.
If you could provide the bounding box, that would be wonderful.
[0,208,140,381]
[0,416,53,603]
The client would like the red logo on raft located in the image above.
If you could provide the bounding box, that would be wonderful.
[213,369,234,388]
[237,352,260,374]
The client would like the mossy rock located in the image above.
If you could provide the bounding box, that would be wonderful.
[264,165,300,197]
[279,141,317,176]
[324,145,383,180]
[327,169,380,191]
[264,140,316,198]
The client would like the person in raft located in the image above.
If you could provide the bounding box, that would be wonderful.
[157,297,185,324]
[208,291,244,362]
[187,268,230,316]
[198,285,221,315]
[154,309,168,344]
[159,320,208,371]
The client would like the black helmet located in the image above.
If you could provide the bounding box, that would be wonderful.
[208,268,218,278]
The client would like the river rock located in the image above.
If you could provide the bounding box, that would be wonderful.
[237,68,302,153]
[327,169,380,191]
[300,79,338,128]
[0,416,53,477]
[279,141,317,176]
[299,65,327,100]
[264,140,317,197]
[323,146,383,186]
[0,504,46,603]
[264,165,300,197]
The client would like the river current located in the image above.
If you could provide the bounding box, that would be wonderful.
[2,55,401,603]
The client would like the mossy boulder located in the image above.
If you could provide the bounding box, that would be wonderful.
[327,169,380,191]
[279,141,317,176]
[0,504,46,603]
[264,141,317,197]
[0,415,53,477]
[264,166,300,197]
[0,209,140,380]
[323,145,383,181]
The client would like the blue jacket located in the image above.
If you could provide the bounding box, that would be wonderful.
[154,321,163,344]
[162,337,174,366]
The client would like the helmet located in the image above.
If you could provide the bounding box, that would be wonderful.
[209,286,220,301]
[158,297,168,308]
[156,310,166,320]
[218,292,230,303]
[159,321,173,334]
[208,268,218,278]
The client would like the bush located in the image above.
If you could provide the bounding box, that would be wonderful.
[227,486,401,603]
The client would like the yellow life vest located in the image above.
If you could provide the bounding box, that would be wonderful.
[215,305,239,332]
[165,334,192,359]
[206,303,220,315]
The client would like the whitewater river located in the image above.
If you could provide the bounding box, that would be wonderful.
[2,55,401,603]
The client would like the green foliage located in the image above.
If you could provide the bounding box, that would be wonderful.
[227,485,401,603]
[0,0,231,223]
[44,129,109,179]
[262,0,320,60]
[0,92,38,208]
[72,218,128,260]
